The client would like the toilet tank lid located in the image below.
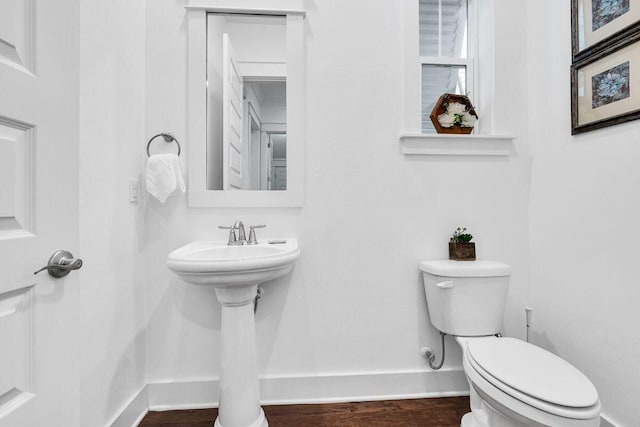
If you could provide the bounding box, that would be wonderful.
[419,260,511,277]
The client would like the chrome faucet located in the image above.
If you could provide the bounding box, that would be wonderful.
[219,221,267,245]
[219,220,247,245]
[232,220,247,245]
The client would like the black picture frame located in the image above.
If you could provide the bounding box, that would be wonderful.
[571,27,640,134]
[572,0,640,61]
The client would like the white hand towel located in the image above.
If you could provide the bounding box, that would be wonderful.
[145,153,186,203]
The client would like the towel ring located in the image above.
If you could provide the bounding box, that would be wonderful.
[147,133,181,157]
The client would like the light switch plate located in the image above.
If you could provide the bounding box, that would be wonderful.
[129,178,139,204]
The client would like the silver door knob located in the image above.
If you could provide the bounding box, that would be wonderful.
[34,250,83,278]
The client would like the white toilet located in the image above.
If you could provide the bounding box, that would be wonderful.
[419,260,601,427]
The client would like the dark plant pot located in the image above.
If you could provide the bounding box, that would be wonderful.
[449,242,476,261]
[429,94,478,134]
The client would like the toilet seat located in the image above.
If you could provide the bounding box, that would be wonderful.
[465,337,601,420]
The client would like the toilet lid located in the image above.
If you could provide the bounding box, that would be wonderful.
[467,338,599,408]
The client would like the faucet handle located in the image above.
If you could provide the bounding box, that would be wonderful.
[218,225,236,245]
[247,225,266,245]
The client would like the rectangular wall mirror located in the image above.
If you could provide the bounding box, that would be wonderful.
[186,1,305,207]
[207,14,287,191]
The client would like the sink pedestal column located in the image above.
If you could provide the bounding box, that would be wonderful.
[214,284,267,427]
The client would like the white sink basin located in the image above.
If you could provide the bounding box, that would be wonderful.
[166,239,300,286]
[167,237,300,427]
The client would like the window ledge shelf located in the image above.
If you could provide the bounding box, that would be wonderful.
[399,133,515,157]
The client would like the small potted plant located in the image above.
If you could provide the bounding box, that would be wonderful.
[449,227,476,261]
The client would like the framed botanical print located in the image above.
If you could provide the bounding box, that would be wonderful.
[572,0,640,59]
[572,29,640,134]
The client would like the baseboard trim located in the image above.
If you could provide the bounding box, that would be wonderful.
[109,385,148,427]
[147,368,469,411]
[599,412,620,427]
[111,372,619,427]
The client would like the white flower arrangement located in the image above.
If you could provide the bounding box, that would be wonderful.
[437,101,477,128]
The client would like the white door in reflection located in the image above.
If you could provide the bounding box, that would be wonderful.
[222,33,244,190]
[268,133,287,190]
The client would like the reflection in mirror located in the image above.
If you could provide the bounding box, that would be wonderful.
[268,132,287,190]
[206,14,287,191]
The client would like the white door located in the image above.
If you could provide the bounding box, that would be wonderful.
[222,33,244,190]
[0,0,80,425]
[273,163,287,190]
[246,103,261,191]
[260,132,269,190]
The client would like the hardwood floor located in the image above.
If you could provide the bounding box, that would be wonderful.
[139,397,470,427]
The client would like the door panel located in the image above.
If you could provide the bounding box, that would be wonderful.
[0,118,34,237]
[0,0,35,76]
[0,0,80,425]
[0,286,34,417]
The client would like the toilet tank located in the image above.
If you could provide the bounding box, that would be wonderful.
[419,260,511,336]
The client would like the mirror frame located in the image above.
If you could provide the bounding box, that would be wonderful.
[185,0,306,207]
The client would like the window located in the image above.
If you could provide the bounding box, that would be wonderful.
[419,0,473,133]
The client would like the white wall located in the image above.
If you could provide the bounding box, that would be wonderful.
[144,0,530,402]
[78,1,147,425]
[225,18,286,65]
[527,2,640,425]
[259,100,286,125]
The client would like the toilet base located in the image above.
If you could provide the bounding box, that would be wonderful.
[460,412,476,427]
[461,408,531,427]
[463,388,534,427]
[456,337,600,427]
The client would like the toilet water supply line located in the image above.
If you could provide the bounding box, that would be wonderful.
[425,332,447,370]
[425,308,534,370]
[424,331,504,370]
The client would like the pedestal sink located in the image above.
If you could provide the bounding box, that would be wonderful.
[167,239,300,427]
